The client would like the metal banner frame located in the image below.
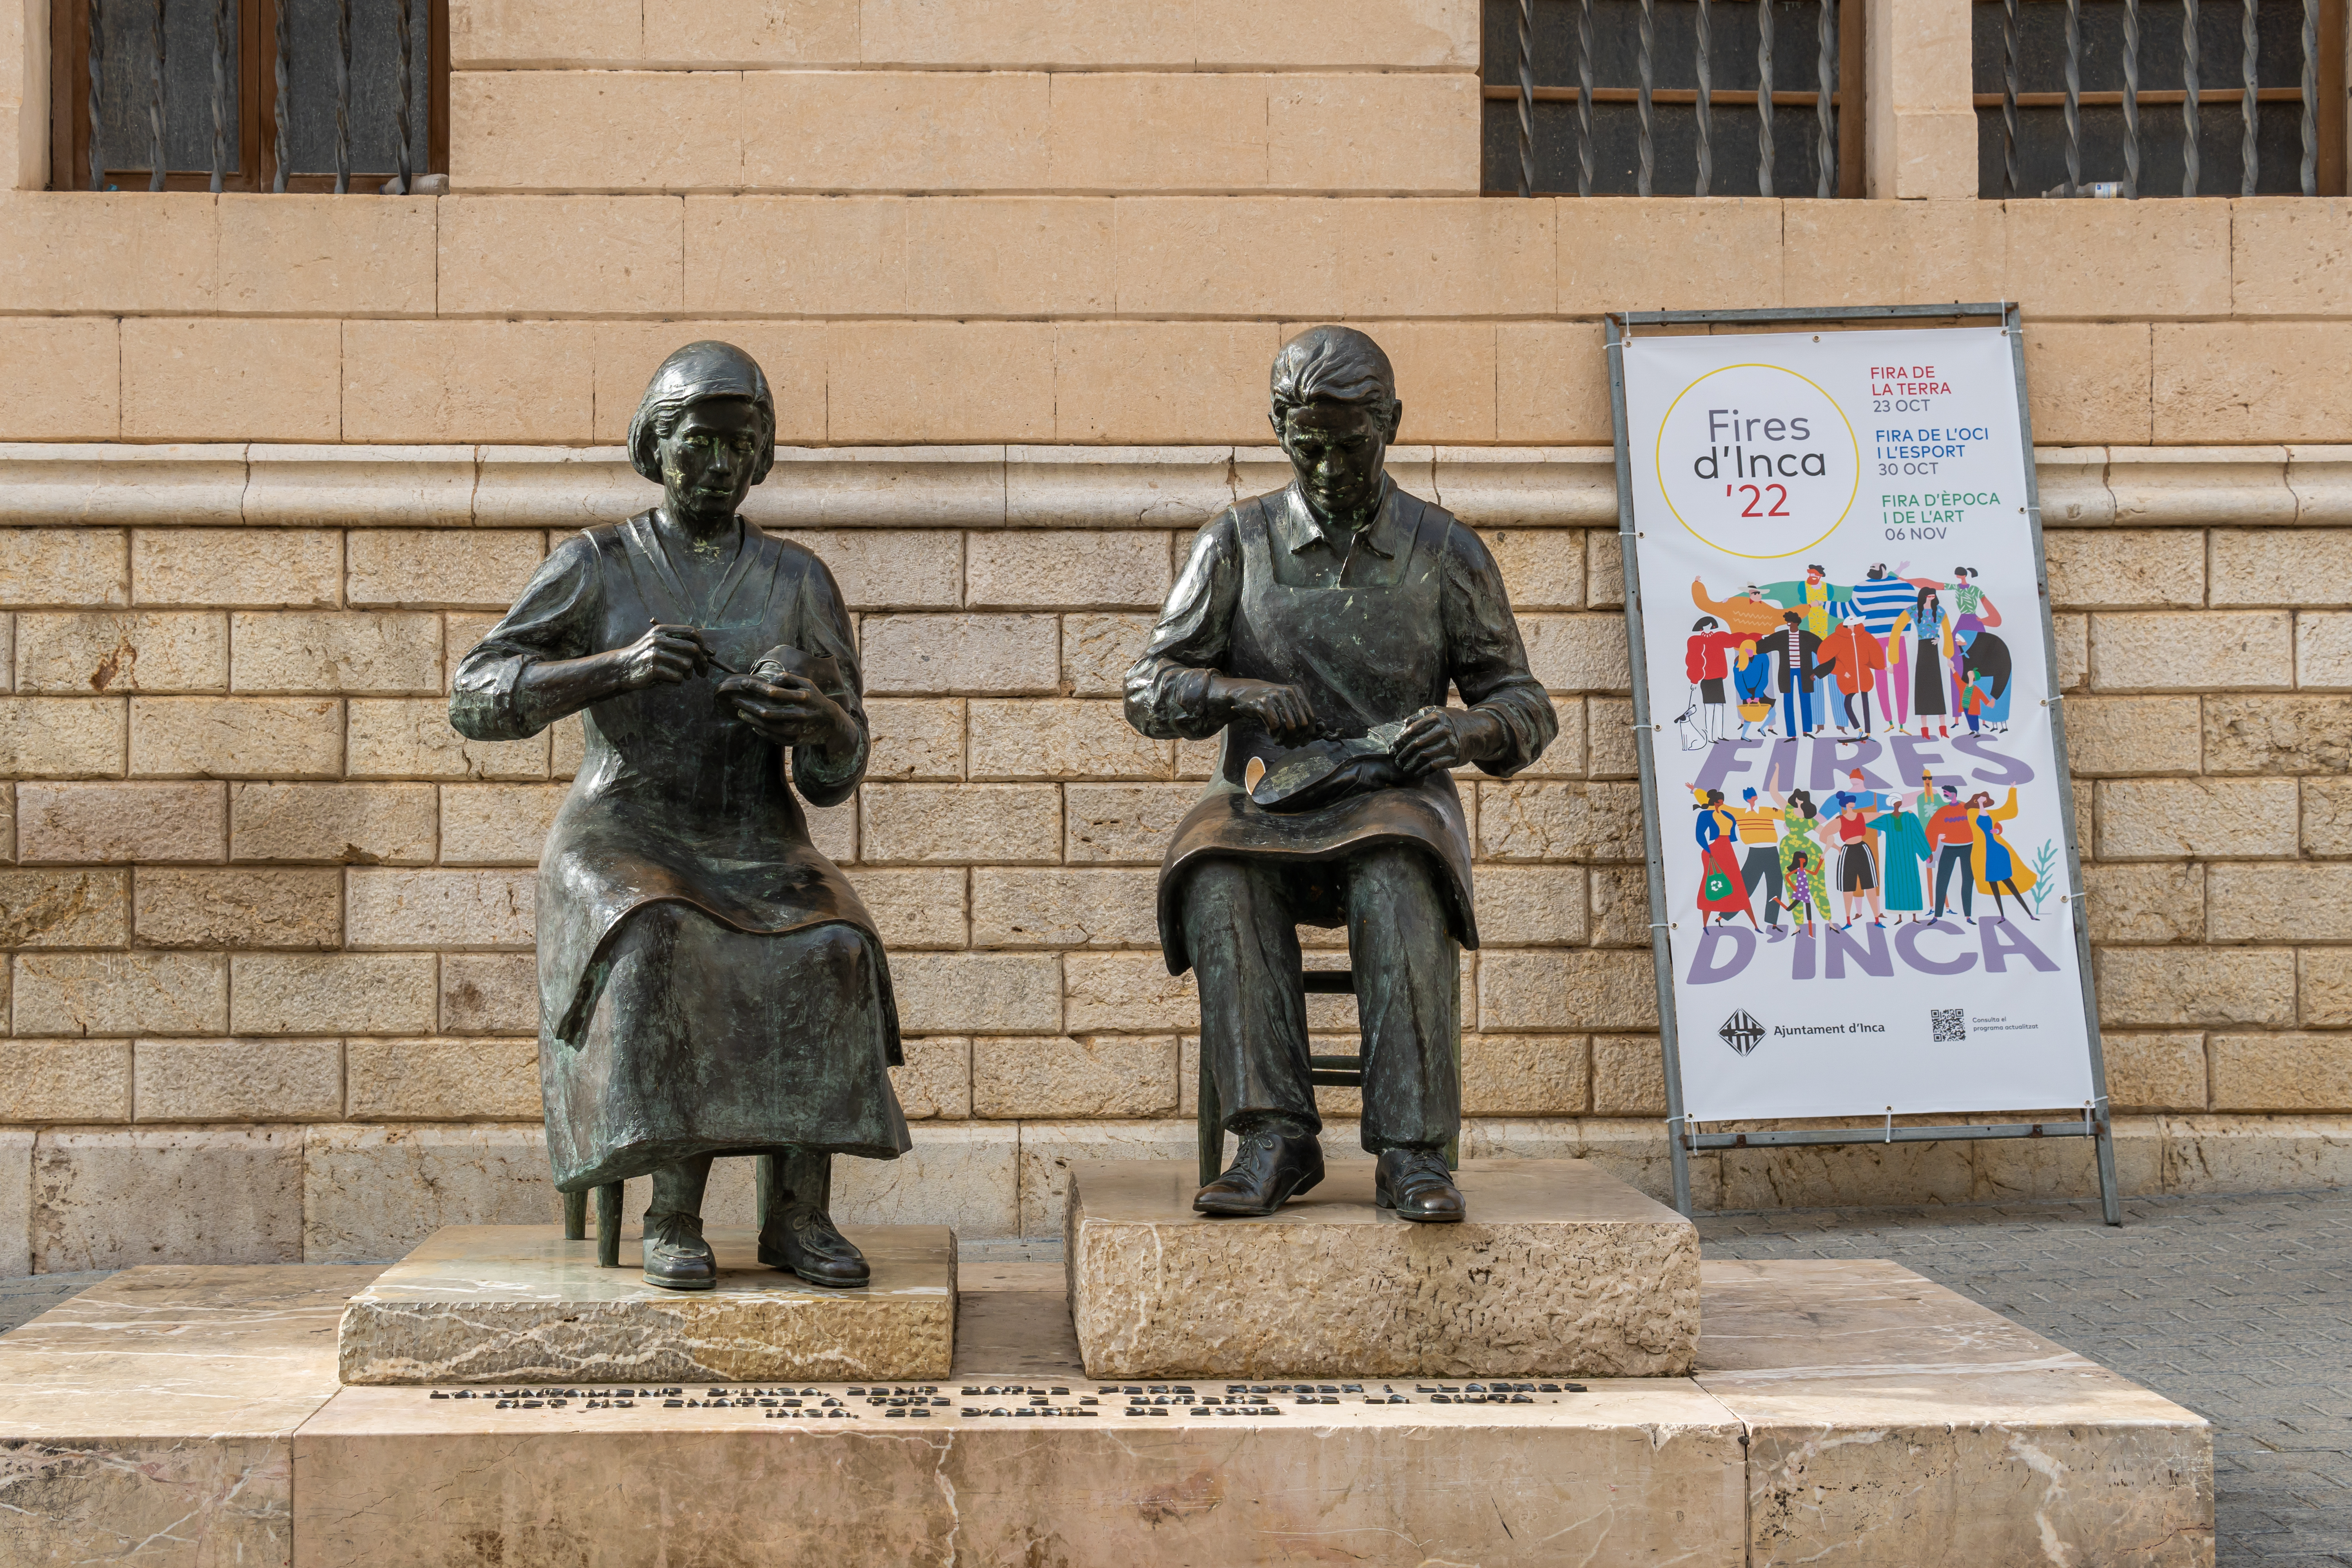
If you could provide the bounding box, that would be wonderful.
[1603,300,2121,1227]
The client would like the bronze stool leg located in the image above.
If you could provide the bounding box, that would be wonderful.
[595,1181,622,1268]
[561,1189,587,1241]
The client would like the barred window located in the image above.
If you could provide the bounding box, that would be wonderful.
[48,0,445,192]
[1973,0,2346,196]
[1481,0,1865,196]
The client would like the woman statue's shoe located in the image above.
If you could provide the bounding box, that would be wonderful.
[759,1202,871,1288]
[642,1210,717,1291]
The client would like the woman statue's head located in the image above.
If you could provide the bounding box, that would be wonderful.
[627,341,779,522]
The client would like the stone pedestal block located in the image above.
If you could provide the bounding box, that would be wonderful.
[336,1224,954,1385]
[1064,1157,1700,1379]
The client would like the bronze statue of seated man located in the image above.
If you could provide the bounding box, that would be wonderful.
[1123,326,1559,1223]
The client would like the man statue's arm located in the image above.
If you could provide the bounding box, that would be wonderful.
[1124,512,1312,742]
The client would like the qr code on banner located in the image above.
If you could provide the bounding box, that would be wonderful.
[1931,1007,1966,1043]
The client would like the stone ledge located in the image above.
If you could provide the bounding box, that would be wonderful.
[0,443,2314,530]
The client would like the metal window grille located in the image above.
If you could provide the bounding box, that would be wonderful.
[48,0,446,192]
[1482,0,1866,195]
[1974,0,2345,194]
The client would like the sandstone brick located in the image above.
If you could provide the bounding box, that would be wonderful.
[16,782,223,862]
[17,612,226,693]
[0,528,129,608]
[2307,775,2352,855]
[343,320,594,444]
[2082,862,2204,945]
[2300,949,2352,1025]
[2209,1032,2352,1111]
[346,1037,542,1120]
[2044,528,2204,609]
[0,869,131,948]
[2204,694,2352,776]
[231,612,443,696]
[892,1036,972,1120]
[2208,527,2352,606]
[134,1038,343,1122]
[346,530,548,610]
[301,1122,554,1261]
[1461,1034,1587,1116]
[1267,73,1480,192]
[2008,199,2232,316]
[1517,613,1627,695]
[2054,613,2089,693]
[0,320,118,440]
[806,797,855,864]
[972,1034,1178,1118]
[1479,528,1584,611]
[231,952,437,1034]
[1588,864,1655,947]
[0,1040,130,1122]
[1479,949,1657,1031]
[824,322,1056,442]
[120,319,342,442]
[969,867,1160,949]
[2298,612,2352,689]
[967,531,1171,611]
[1584,697,1637,780]
[1586,532,1623,609]
[904,197,1116,314]
[778,528,961,610]
[1176,736,1222,780]
[2090,610,2292,692]
[439,782,569,864]
[846,867,966,949]
[2023,322,2154,446]
[132,867,343,949]
[33,1127,302,1270]
[14,951,228,1036]
[864,699,965,783]
[0,698,126,778]
[229,782,437,863]
[1590,1033,1666,1116]
[861,613,1059,696]
[859,0,1479,69]
[1477,780,1644,862]
[1049,321,1285,445]
[860,783,1060,865]
[452,67,740,189]
[2092,777,2299,860]
[890,951,1062,1033]
[347,697,548,780]
[970,701,1169,782]
[1783,200,2004,307]
[1063,951,1195,1033]
[1064,782,1198,864]
[2102,1033,2209,1111]
[1494,322,1617,446]
[2231,198,2352,313]
[129,696,343,779]
[2154,322,2352,445]
[683,195,907,314]
[2096,946,2294,1028]
[216,194,437,314]
[440,194,683,315]
[131,528,340,608]
[440,952,540,1034]
[1471,864,1589,945]
[1045,73,1266,190]
[2208,864,2352,941]
[347,868,535,948]
[2061,696,2201,777]
[741,70,1048,190]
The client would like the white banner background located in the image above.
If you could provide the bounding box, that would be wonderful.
[1620,325,2096,1122]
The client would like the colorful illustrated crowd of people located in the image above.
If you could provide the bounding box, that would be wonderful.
[1682,562,2016,744]
[1688,765,2042,933]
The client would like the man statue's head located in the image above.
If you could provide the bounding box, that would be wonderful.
[1269,325,1403,530]
[628,341,778,526]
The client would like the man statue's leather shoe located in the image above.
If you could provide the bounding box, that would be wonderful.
[1194,1130,1325,1217]
[642,1210,717,1290]
[759,1202,871,1288]
[1375,1149,1465,1223]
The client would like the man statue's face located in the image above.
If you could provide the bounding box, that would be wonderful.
[659,397,764,525]
[1276,398,1401,527]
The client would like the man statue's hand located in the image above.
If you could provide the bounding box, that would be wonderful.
[1394,706,1506,776]
[719,673,854,751]
[1209,676,1318,744]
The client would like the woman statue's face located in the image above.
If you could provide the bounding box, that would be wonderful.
[660,397,764,525]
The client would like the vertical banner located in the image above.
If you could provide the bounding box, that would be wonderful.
[1619,322,2096,1123]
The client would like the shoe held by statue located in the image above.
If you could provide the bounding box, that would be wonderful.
[1193,1130,1325,1217]
[759,1202,870,1288]
[642,1210,717,1290]
[1375,1149,1465,1223]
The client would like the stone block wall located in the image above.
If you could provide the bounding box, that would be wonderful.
[0,442,2347,1273]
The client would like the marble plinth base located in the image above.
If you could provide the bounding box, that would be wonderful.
[0,1258,2211,1568]
[1065,1157,1700,1378]
[336,1224,954,1385]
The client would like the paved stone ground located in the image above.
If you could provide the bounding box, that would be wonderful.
[4,1191,2343,1563]
[1702,1189,2352,1566]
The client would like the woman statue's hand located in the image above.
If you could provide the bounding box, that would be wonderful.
[719,673,854,751]
[615,623,715,690]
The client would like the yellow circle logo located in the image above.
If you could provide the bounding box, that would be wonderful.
[1653,364,1860,559]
